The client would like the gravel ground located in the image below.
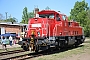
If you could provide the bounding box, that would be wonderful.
[59,50,90,60]
[0,44,21,49]
[60,38,90,60]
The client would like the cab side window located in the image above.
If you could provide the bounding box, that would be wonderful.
[62,15,66,21]
[56,14,60,21]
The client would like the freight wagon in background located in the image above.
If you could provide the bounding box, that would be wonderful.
[19,8,85,52]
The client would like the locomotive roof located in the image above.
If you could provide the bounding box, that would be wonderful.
[38,10,66,16]
[38,10,60,14]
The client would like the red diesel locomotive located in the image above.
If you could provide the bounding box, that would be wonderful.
[20,8,85,52]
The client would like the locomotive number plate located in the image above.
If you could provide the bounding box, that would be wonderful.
[31,23,41,27]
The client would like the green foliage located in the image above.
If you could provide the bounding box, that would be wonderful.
[84,7,90,37]
[28,10,34,19]
[0,17,17,23]
[0,13,17,23]
[21,7,34,24]
[21,7,28,24]
[68,16,71,21]
[70,0,90,36]
[6,17,17,22]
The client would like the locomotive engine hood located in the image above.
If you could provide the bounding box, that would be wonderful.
[27,17,48,38]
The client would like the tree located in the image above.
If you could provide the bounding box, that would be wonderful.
[0,13,17,23]
[87,7,90,19]
[28,10,34,19]
[70,0,90,36]
[84,7,90,37]
[6,17,18,22]
[68,16,71,21]
[70,0,88,24]
[22,7,28,24]
[0,13,4,20]
[21,7,34,24]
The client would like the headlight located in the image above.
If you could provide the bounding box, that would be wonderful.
[37,32,40,37]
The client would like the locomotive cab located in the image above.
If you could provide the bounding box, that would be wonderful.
[24,10,64,51]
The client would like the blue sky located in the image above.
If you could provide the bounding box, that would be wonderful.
[0,0,90,23]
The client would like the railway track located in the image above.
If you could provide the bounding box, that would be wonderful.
[0,48,79,60]
[0,44,84,60]
[0,47,58,60]
[0,50,32,60]
[0,50,25,56]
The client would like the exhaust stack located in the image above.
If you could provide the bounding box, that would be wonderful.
[34,8,39,17]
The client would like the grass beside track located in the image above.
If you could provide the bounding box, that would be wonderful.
[33,38,90,60]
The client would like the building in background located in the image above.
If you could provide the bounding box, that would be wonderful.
[0,22,27,37]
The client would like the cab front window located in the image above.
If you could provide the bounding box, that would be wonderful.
[49,14,54,19]
[39,14,54,19]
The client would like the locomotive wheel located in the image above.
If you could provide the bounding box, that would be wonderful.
[26,43,29,51]
[58,42,60,47]
[46,45,50,50]
[55,41,60,50]
[74,43,79,48]
[22,43,29,51]
[35,45,39,52]
[81,38,85,43]
[57,41,60,48]
[74,40,79,48]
